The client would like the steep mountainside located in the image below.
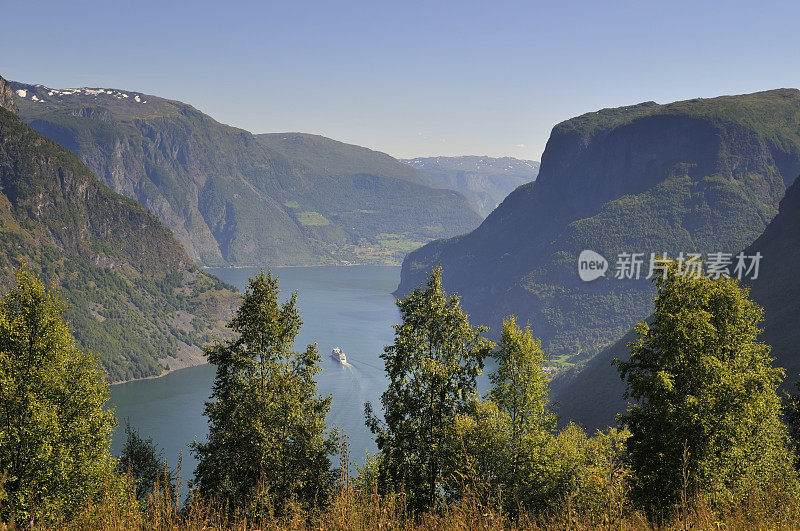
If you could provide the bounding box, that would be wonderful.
[398,90,800,369]
[745,176,800,383]
[12,82,480,266]
[401,156,539,216]
[552,175,800,431]
[0,75,238,382]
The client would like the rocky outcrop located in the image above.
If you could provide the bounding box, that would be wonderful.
[0,75,18,115]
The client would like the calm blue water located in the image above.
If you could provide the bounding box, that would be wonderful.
[109,265,400,482]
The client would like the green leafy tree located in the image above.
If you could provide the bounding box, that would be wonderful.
[443,398,510,503]
[365,267,493,512]
[191,270,336,514]
[488,316,556,510]
[616,262,795,512]
[0,267,117,522]
[546,424,631,523]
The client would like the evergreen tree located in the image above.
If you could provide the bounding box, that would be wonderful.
[0,267,117,522]
[365,267,493,512]
[616,262,795,511]
[118,422,176,502]
[488,316,556,510]
[191,270,336,514]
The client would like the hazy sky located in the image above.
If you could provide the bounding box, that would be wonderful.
[3,0,799,160]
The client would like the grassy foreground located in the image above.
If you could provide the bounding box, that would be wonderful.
[12,477,800,530]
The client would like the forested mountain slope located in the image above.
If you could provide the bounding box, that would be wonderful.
[0,75,238,382]
[552,174,800,430]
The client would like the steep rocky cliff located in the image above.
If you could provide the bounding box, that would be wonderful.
[0,75,238,382]
[12,83,480,266]
[0,75,18,115]
[398,90,800,368]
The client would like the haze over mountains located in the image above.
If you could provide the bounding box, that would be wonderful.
[398,90,800,372]
[401,156,539,217]
[0,75,237,382]
[11,82,481,267]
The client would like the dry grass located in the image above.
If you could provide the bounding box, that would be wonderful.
[5,443,800,530]
[4,479,797,531]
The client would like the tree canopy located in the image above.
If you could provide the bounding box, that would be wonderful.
[365,267,494,511]
[0,267,117,522]
[616,262,796,511]
[191,270,337,514]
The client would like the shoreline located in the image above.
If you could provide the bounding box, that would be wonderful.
[112,263,401,386]
[109,359,209,386]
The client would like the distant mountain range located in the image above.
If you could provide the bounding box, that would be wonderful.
[398,90,800,373]
[401,156,539,217]
[11,82,481,266]
[0,75,238,382]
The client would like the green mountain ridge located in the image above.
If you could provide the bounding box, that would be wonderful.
[397,89,800,368]
[400,156,540,217]
[11,82,481,266]
[257,133,424,183]
[0,75,238,383]
[552,174,800,431]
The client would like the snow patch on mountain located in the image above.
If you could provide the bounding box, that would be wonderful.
[12,84,146,104]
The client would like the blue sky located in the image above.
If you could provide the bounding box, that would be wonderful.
[3,0,799,160]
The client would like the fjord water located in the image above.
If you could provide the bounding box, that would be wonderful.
[109,265,399,478]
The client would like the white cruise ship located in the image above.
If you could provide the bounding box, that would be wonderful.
[331,347,347,364]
